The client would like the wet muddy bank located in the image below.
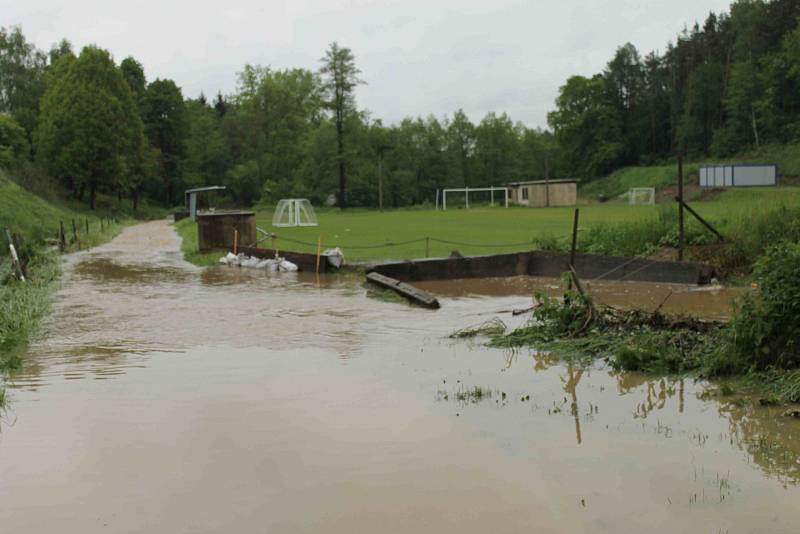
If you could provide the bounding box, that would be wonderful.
[1,220,799,533]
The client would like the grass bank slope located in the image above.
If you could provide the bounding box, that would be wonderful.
[581,142,800,201]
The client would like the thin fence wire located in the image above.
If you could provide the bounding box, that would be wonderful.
[261,233,674,284]
[269,234,536,251]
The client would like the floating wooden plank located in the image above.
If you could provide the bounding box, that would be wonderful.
[366,272,440,309]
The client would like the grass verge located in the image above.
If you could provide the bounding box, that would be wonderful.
[174,218,221,266]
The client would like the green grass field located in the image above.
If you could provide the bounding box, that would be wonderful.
[177,186,800,264]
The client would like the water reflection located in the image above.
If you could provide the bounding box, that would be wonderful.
[720,400,800,485]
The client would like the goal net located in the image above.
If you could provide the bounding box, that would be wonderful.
[628,188,656,205]
[440,187,509,210]
[272,199,319,227]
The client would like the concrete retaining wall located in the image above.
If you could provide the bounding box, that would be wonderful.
[367,251,714,285]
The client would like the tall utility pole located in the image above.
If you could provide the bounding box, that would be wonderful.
[377,144,393,211]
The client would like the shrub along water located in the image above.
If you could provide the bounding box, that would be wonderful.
[714,242,800,374]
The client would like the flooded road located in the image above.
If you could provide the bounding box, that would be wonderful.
[1,220,799,533]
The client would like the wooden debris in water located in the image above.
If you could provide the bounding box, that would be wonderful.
[366,272,440,309]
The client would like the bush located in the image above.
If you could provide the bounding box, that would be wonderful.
[725,242,800,371]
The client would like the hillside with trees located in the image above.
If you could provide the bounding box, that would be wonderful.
[1,0,799,210]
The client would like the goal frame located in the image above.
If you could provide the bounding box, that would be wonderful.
[272,198,319,227]
[438,186,509,210]
[628,187,656,206]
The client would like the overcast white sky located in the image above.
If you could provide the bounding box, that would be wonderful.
[3,0,731,128]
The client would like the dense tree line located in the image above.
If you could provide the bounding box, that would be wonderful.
[0,0,798,209]
[550,0,800,178]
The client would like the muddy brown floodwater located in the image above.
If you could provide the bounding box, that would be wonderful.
[1,220,799,533]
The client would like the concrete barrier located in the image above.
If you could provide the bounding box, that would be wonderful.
[367,251,714,285]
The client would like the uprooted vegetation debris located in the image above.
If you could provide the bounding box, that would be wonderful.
[448,318,507,339]
[489,284,724,375]
[470,243,800,404]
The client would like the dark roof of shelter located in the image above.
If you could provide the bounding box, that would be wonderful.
[505,179,579,186]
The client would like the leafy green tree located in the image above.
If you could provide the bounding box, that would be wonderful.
[319,42,363,208]
[548,75,624,179]
[183,98,229,189]
[445,110,475,187]
[225,160,261,205]
[48,39,73,66]
[0,26,46,141]
[120,57,147,104]
[473,112,521,186]
[220,65,322,204]
[141,78,187,204]
[0,114,28,167]
[35,46,144,209]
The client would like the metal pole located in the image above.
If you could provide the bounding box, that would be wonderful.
[435,189,439,210]
[505,188,509,208]
[491,186,494,207]
[570,208,580,269]
[678,155,685,261]
[378,153,383,211]
[465,186,469,209]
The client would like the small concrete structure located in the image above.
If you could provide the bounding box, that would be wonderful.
[507,180,577,207]
[197,211,256,252]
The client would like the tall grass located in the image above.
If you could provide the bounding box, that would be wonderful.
[0,251,59,370]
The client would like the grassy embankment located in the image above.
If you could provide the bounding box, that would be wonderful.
[0,172,160,374]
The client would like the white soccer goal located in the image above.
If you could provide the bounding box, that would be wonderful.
[272,199,319,227]
[628,187,656,205]
[438,186,509,210]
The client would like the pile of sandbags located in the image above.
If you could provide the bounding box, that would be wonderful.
[323,247,345,268]
[219,252,299,272]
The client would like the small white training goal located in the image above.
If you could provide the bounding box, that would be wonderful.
[438,187,509,210]
[628,188,656,205]
[272,199,318,227]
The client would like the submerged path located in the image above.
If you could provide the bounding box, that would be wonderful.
[0,220,798,533]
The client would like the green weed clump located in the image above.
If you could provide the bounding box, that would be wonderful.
[712,243,800,374]
[449,318,507,339]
